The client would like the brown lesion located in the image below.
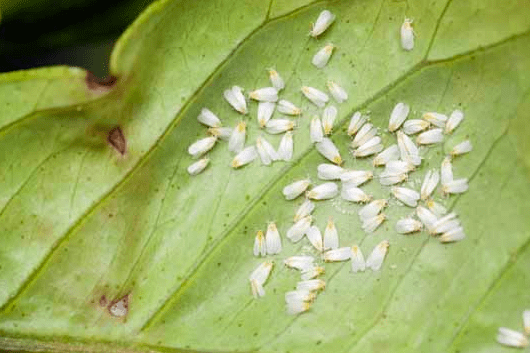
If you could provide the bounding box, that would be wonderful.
[98,295,108,307]
[85,71,118,93]
[108,293,130,318]
[108,126,127,155]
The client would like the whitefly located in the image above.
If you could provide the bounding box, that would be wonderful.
[301,86,329,107]
[309,10,335,38]
[283,179,311,200]
[312,44,335,69]
[316,138,343,165]
[388,102,410,132]
[327,81,348,103]
[317,163,344,181]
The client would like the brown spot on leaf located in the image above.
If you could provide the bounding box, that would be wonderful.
[108,127,126,155]
[99,295,107,307]
[85,71,118,92]
[108,294,130,318]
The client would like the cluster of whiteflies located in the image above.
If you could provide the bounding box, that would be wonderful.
[497,310,530,348]
[251,226,390,314]
[186,73,294,174]
[253,100,472,313]
[185,9,472,315]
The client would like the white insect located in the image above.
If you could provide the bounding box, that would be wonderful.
[278,131,294,161]
[347,111,367,136]
[322,105,338,135]
[317,163,344,180]
[231,146,258,168]
[327,81,348,103]
[285,289,316,304]
[439,227,465,243]
[426,199,447,217]
[197,107,221,127]
[315,138,343,165]
[306,225,324,252]
[350,245,366,272]
[445,109,464,134]
[224,86,247,114]
[496,327,529,348]
[388,102,410,132]
[301,266,325,280]
[286,216,313,242]
[354,136,384,158]
[351,123,378,149]
[296,279,326,292]
[294,199,315,222]
[265,119,295,134]
[400,18,414,51]
[253,230,267,257]
[395,218,423,234]
[358,199,388,221]
[286,297,313,315]
[301,86,329,107]
[208,126,232,140]
[397,131,421,166]
[373,144,400,166]
[402,119,430,135]
[306,182,339,200]
[228,121,246,153]
[416,206,438,232]
[312,44,335,69]
[416,128,444,145]
[249,261,274,298]
[188,136,217,158]
[249,87,278,102]
[440,157,453,185]
[430,213,459,235]
[265,222,282,255]
[310,116,324,143]
[450,140,473,157]
[422,112,448,128]
[324,217,339,250]
[384,160,415,175]
[257,102,275,128]
[268,68,285,91]
[441,178,469,195]
[284,255,314,271]
[341,186,371,203]
[322,247,351,262]
[362,214,386,233]
[421,169,440,200]
[309,10,335,38]
[378,171,408,186]
[277,99,302,115]
[256,135,279,166]
[187,158,210,176]
[366,240,389,271]
[391,186,420,207]
[283,179,311,200]
[341,170,373,186]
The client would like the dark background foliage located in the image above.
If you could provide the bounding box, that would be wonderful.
[0,0,153,78]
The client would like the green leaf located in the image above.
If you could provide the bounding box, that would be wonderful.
[1,0,530,352]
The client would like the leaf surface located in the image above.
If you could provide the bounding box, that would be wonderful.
[1,0,530,352]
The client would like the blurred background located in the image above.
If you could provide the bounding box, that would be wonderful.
[0,0,154,78]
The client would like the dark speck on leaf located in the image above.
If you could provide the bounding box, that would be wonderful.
[108,127,127,155]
